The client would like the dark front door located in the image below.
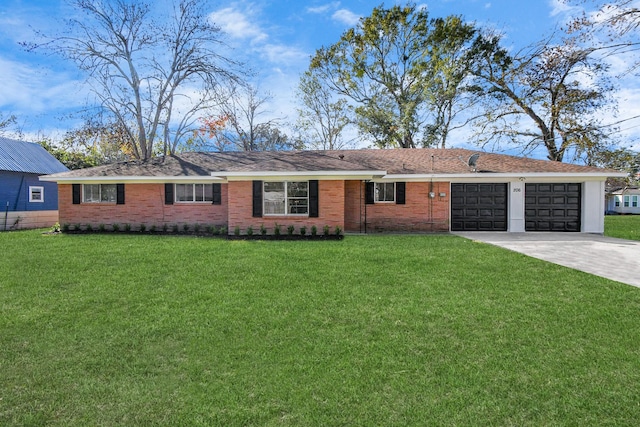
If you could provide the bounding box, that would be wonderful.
[451,183,508,231]
[525,183,581,231]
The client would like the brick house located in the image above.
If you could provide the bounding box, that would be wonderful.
[40,148,625,234]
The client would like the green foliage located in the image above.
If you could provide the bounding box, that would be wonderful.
[234,225,241,236]
[260,224,267,235]
[274,223,281,236]
[287,225,295,235]
[124,223,131,232]
[309,3,482,148]
[299,226,306,236]
[246,226,253,236]
[323,224,330,236]
[139,223,146,233]
[334,225,342,236]
[182,224,189,233]
[605,215,640,241]
[112,223,120,232]
[98,223,106,232]
[311,225,318,236]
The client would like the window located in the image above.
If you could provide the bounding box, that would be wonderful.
[633,196,638,208]
[624,195,630,207]
[615,197,620,207]
[375,182,395,203]
[263,181,308,215]
[29,186,44,202]
[83,184,117,203]
[175,184,214,203]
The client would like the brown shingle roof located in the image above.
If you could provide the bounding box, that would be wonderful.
[43,148,621,180]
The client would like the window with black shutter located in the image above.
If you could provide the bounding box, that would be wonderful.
[252,180,263,217]
[165,183,174,205]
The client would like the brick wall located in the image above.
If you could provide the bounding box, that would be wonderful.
[227,180,345,235]
[58,183,228,230]
[345,181,450,232]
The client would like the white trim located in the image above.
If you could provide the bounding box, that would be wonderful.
[39,176,226,184]
[219,170,386,180]
[385,172,627,181]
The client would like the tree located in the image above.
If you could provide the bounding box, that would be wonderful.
[470,35,616,162]
[201,84,302,151]
[308,4,484,148]
[295,70,354,150]
[0,113,18,137]
[26,0,241,160]
[564,0,640,75]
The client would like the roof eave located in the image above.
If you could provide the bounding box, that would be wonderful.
[383,172,628,181]
[39,175,227,183]
[218,170,387,180]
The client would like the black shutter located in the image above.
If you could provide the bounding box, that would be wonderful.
[72,184,81,204]
[309,180,319,218]
[396,182,406,205]
[212,183,222,205]
[165,183,174,205]
[365,182,375,204]
[252,180,263,218]
[116,184,125,205]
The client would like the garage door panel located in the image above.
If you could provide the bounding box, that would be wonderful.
[525,183,581,232]
[451,183,508,231]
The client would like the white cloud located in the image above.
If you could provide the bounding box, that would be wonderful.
[332,9,360,26]
[548,0,582,17]
[260,44,309,66]
[307,2,340,14]
[209,6,267,43]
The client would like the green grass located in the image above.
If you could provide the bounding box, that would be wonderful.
[605,214,640,240]
[2,231,640,425]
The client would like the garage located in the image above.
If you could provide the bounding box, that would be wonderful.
[451,183,507,231]
[525,183,581,231]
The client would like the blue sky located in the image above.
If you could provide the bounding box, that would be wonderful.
[1,0,638,155]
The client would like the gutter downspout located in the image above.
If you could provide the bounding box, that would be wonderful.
[3,201,8,231]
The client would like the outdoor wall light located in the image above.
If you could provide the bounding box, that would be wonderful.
[439,192,446,197]
[429,192,436,198]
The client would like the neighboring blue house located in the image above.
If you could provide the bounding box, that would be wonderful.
[0,137,69,230]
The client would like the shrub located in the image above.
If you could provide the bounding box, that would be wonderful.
[74,223,81,232]
[287,225,295,236]
[98,223,106,232]
[51,222,61,233]
[260,224,267,235]
[139,223,146,233]
[234,225,241,236]
[85,223,93,232]
[207,225,216,235]
[323,225,330,236]
[172,224,179,233]
[149,224,157,233]
[219,226,228,235]
[300,226,307,236]
[334,225,342,236]
[246,226,253,236]
[62,223,70,232]
[124,223,132,232]
[162,223,168,232]
[182,223,190,233]
[274,223,281,236]
[112,223,120,232]
[194,223,201,233]
[311,225,317,236]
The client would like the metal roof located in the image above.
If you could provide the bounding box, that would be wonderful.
[0,136,69,174]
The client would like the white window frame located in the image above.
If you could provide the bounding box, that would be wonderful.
[633,195,638,208]
[374,182,395,203]
[29,186,44,203]
[83,184,117,203]
[263,181,309,216]
[624,195,630,207]
[174,183,214,203]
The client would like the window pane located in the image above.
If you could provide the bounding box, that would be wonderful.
[633,196,638,207]
[203,184,214,202]
[624,195,630,207]
[288,198,308,214]
[101,184,117,202]
[195,184,204,202]
[175,184,193,202]
[264,182,285,214]
[288,181,308,197]
[84,184,100,203]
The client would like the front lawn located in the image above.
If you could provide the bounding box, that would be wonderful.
[1,231,640,425]
[605,214,640,240]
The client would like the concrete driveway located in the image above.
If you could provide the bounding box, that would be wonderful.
[453,232,640,288]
